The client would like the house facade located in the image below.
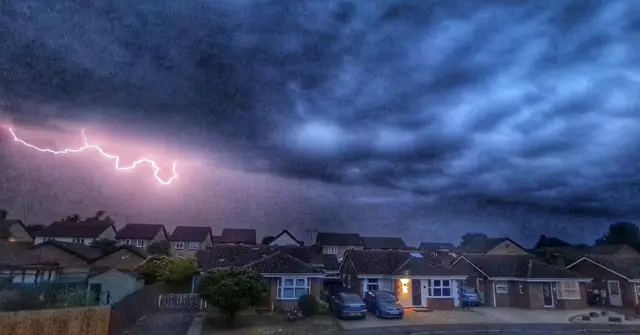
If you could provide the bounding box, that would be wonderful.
[566,255,640,309]
[340,249,467,309]
[169,226,213,257]
[33,220,116,245]
[315,232,363,260]
[0,219,33,243]
[116,223,167,249]
[267,230,304,246]
[195,245,327,310]
[360,236,408,250]
[450,254,591,309]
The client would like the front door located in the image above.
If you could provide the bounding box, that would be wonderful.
[542,282,554,307]
[608,280,623,307]
[477,278,485,303]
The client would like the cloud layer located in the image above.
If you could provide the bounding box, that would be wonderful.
[2,0,640,218]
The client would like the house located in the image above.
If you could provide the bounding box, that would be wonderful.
[0,218,33,243]
[450,254,591,309]
[536,244,640,268]
[168,226,214,257]
[116,223,168,249]
[533,235,572,249]
[566,254,640,309]
[88,268,144,304]
[33,219,116,245]
[195,245,326,310]
[360,236,408,250]
[339,249,467,309]
[91,245,149,271]
[419,242,457,266]
[265,230,304,246]
[315,232,363,260]
[321,254,340,278]
[456,237,529,255]
[218,228,257,245]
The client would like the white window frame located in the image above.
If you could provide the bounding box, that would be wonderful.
[136,240,146,248]
[495,281,509,294]
[175,241,184,250]
[125,239,131,245]
[277,277,310,300]
[189,242,199,250]
[427,279,452,298]
[326,246,338,255]
[557,281,580,299]
[72,238,85,244]
[519,282,524,295]
[366,278,379,292]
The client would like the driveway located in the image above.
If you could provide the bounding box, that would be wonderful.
[121,311,196,335]
[337,309,500,330]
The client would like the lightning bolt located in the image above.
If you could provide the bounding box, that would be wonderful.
[7,127,178,185]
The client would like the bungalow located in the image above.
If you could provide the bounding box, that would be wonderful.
[360,236,408,250]
[339,249,467,309]
[0,218,33,243]
[33,219,116,245]
[169,226,214,257]
[195,245,326,310]
[116,223,168,249]
[450,254,591,309]
[217,228,257,245]
[264,230,304,246]
[566,255,640,309]
[315,232,363,260]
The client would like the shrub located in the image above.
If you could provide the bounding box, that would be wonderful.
[135,255,197,286]
[297,294,319,317]
[317,300,330,315]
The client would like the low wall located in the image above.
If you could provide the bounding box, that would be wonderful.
[0,307,110,335]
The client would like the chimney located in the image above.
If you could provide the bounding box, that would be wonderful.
[0,210,7,220]
[307,229,318,246]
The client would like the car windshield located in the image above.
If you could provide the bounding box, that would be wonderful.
[463,288,477,294]
[376,293,396,302]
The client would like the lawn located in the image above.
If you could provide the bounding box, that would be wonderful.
[201,310,341,335]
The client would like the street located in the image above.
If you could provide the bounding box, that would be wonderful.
[340,323,640,335]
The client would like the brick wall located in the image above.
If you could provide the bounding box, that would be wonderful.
[426,298,454,310]
[0,307,110,335]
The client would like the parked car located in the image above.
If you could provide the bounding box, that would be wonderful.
[461,287,482,307]
[329,292,367,319]
[363,291,404,319]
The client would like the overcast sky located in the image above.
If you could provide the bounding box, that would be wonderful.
[1,0,639,246]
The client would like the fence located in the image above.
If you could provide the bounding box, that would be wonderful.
[0,306,110,335]
[158,293,206,311]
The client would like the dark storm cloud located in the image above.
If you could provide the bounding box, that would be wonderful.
[1,0,640,217]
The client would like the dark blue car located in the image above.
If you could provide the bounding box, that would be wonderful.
[461,287,482,307]
[329,292,367,319]
[363,291,404,319]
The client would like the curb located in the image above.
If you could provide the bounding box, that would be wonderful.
[186,314,205,335]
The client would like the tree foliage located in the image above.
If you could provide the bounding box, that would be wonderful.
[595,222,640,246]
[459,233,488,247]
[61,214,82,223]
[198,268,267,324]
[135,255,197,286]
[147,240,171,256]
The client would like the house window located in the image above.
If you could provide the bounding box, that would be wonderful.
[495,281,508,294]
[277,277,310,300]
[558,281,580,299]
[175,241,184,250]
[136,240,146,248]
[189,242,199,250]
[44,237,55,242]
[326,247,338,255]
[431,252,438,258]
[125,239,131,245]
[428,279,452,297]
[519,282,524,295]
[72,238,85,244]
[347,275,351,288]
[366,278,379,292]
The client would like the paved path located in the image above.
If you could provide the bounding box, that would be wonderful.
[339,323,640,335]
[121,311,196,335]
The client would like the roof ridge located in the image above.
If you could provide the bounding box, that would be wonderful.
[242,251,281,268]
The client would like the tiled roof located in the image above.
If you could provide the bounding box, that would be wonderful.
[116,224,166,240]
[322,254,340,272]
[315,232,362,247]
[169,226,212,242]
[345,249,458,276]
[0,219,26,239]
[37,241,103,261]
[196,245,325,274]
[418,242,455,250]
[270,230,304,246]
[456,237,526,254]
[533,235,571,249]
[219,228,256,244]
[35,220,114,238]
[360,236,407,250]
[0,241,33,266]
[570,255,640,280]
[457,255,586,279]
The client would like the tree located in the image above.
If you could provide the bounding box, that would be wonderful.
[90,239,118,253]
[147,240,171,256]
[135,256,197,286]
[25,224,45,235]
[261,236,275,245]
[61,214,82,223]
[459,233,489,247]
[595,222,640,246]
[198,268,267,324]
[92,210,115,224]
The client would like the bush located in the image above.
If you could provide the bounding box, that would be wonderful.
[135,255,197,286]
[297,294,319,317]
[317,300,330,315]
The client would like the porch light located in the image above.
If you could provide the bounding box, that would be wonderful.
[400,278,409,293]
